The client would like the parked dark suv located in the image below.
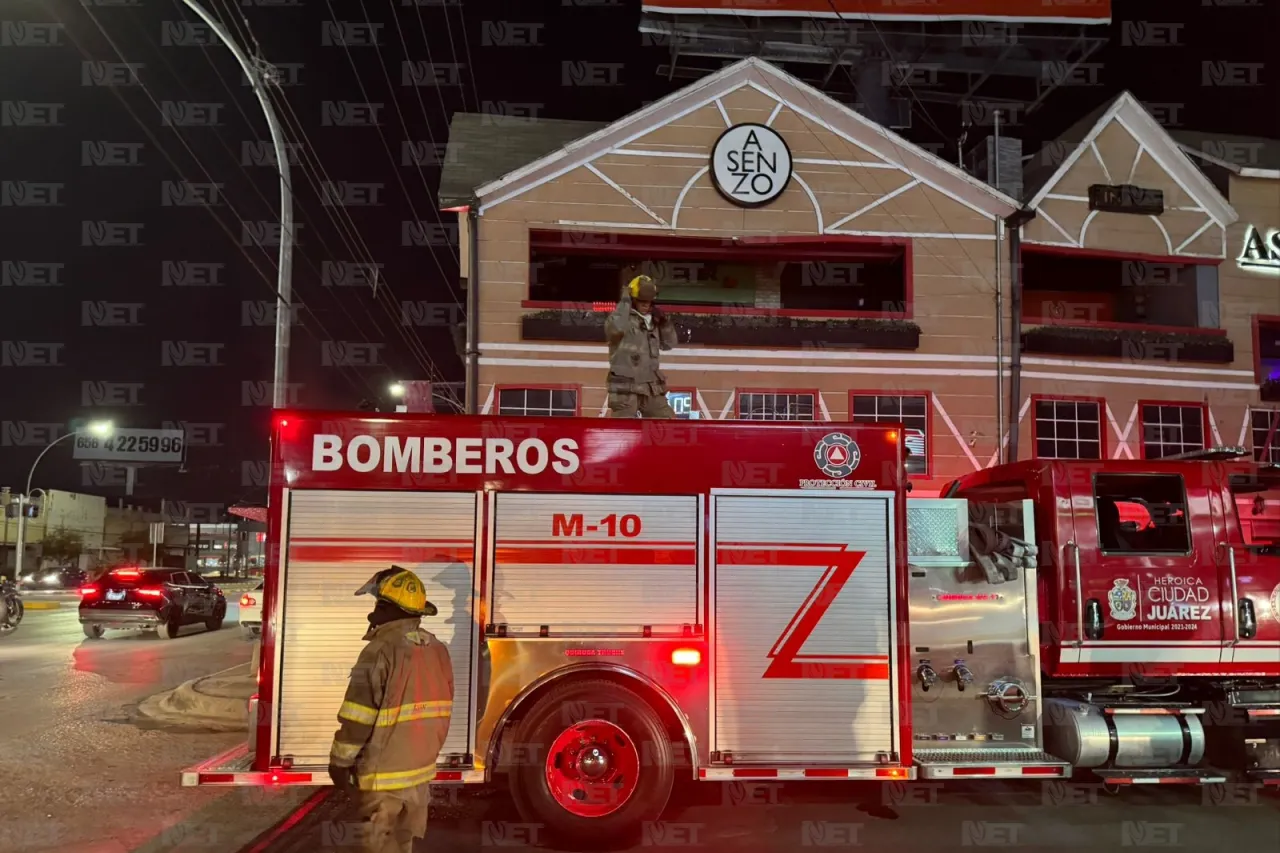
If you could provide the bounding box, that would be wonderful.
[79,567,227,640]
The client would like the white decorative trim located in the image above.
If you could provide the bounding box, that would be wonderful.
[1115,404,1139,459]
[1174,218,1216,254]
[740,79,1004,222]
[718,390,736,420]
[478,356,1005,378]
[1091,141,1113,184]
[554,220,675,231]
[670,165,710,229]
[794,157,899,169]
[826,229,997,241]
[1044,193,1089,202]
[766,101,783,127]
[714,98,731,127]
[825,178,921,232]
[1207,407,1223,447]
[1107,403,1134,460]
[1022,371,1257,391]
[790,173,824,233]
[1036,210,1080,246]
[1173,206,1206,213]
[611,149,704,159]
[584,162,669,227]
[479,386,494,415]
[1113,112,1234,228]
[1125,145,1145,184]
[1149,214,1173,254]
[639,6,1110,23]
[695,389,713,419]
[483,342,999,363]
[818,393,832,421]
[1078,209,1100,245]
[932,394,982,471]
[1239,408,1252,447]
[1020,356,1253,379]
[478,80,745,213]
[1026,96,1129,210]
[988,396,1031,468]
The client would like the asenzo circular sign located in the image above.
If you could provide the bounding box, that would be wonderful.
[710,123,793,208]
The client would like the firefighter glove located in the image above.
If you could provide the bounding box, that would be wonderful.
[328,763,359,792]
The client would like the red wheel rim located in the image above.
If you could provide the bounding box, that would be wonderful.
[544,718,640,818]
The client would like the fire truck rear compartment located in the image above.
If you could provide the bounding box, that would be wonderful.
[271,490,480,770]
[710,491,900,765]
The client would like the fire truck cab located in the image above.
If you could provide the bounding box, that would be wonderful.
[182,415,1279,843]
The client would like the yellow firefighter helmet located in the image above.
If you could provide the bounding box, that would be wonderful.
[354,566,436,616]
[628,275,658,301]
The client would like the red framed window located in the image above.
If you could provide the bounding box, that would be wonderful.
[1031,396,1105,460]
[1250,409,1280,464]
[849,391,931,476]
[737,389,817,421]
[496,385,580,417]
[1138,401,1208,460]
[1253,314,1280,385]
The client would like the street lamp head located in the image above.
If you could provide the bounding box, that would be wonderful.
[87,420,113,438]
[389,383,405,398]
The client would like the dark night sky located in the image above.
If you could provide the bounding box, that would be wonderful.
[1,0,1276,513]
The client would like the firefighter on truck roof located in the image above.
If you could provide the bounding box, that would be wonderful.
[328,566,454,853]
[605,274,678,418]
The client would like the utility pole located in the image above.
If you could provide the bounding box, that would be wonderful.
[179,0,294,407]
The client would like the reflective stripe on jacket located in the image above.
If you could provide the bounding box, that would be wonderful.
[329,617,454,792]
[605,289,677,388]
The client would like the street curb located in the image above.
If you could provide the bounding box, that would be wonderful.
[22,601,61,610]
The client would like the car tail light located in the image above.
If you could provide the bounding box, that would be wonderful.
[112,569,141,579]
[671,648,701,666]
[136,587,166,598]
[80,585,99,597]
[241,594,257,607]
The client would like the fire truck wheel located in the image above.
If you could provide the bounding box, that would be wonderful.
[509,679,675,844]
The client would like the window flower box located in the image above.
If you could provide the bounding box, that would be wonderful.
[520,309,921,351]
[1020,324,1234,365]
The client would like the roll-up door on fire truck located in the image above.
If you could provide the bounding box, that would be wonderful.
[275,490,478,765]
[712,492,898,763]
[490,493,700,633]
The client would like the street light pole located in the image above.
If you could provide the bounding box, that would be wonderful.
[179,0,294,408]
[13,422,113,581]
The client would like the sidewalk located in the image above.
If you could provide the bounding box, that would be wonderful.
[135,663,256,732]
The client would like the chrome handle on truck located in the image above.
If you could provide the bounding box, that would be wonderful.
[1068,541,1083,647]
[1220,542,1241,645]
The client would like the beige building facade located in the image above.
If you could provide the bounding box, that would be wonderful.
[440,58,1280,513]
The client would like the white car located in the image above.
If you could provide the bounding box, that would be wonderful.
[239,582,264,639]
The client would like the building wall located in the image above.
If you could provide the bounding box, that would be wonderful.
[469,77,1280,494]
[45,490,106,552]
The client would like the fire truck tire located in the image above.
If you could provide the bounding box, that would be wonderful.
[508,679,675,845]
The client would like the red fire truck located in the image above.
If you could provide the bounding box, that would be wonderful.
[183,413,1280,842]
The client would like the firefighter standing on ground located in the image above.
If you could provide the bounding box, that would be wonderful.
[606,274,678,418]
[328,567,454,853]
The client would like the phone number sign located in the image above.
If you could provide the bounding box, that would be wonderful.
[72,428,186,463]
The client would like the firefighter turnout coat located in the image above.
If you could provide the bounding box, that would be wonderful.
[605,288,678,395]
[329,617,454,791]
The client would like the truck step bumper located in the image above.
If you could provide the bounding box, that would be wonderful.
[1092,768,1227,785]
[181,743,484,787]
[914,748,1071,779]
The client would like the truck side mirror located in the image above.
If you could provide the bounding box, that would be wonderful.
[1084,598,1104,640]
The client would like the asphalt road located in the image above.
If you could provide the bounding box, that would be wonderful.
[255,776,1280,853]
[0,601,306,853]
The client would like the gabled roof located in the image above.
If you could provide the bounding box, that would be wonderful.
[1022,93,1122,203]
[475,56,1020,219]
[1023,91,1238,228]
[437,113,608,208]
[1170,129,1280,180]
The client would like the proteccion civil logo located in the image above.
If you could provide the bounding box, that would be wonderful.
[814,432,860,479]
